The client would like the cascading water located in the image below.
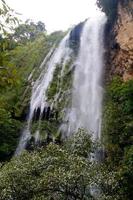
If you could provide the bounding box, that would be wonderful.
[15,7,107,156]
[66,13,107,140]
[15,33,72,155]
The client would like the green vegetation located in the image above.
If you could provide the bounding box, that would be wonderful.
[0,0,64,161]
[47,64,62,101]
[47,58,74,120]
[31,120,60,142]
[12,20,46,44]
[0,0,19,34]
[0,108,22,161]
[0,34,51,161]
[0,130,118,200]
[102,77,133,199]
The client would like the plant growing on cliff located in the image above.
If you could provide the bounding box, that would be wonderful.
[102,77,133,199]
[103,77,133,159]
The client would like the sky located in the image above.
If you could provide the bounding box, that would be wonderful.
[6,0,99,33]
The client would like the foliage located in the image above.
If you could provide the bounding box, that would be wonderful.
[0,131,118,200]
[103,77,133,160]
[117,146,133,199]
[47,31,65,46]
[46,64,62,101]
[102,77,133,199]
[64,128,93,158]
[0,0,19,34]
[0,108,22,161]
[31,120,59,143]
[11,20,46,44]
[46,57,73,126]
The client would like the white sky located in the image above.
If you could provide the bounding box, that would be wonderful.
[6,0,99,33]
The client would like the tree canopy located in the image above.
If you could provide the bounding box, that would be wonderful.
[0,0,19,34]
[0,130,118,200]
[12,20,46,43]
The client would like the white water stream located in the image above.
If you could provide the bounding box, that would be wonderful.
[67,13,107,140]
[15,33,72,155]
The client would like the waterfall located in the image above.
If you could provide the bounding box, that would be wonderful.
[67,13,107,140]
[15,10,107,156]
[15,33,72,156]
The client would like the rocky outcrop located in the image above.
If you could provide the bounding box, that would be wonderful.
[106,0,133,81]
[69,21,85,53]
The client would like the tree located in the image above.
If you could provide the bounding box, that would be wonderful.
[0,0,19,35]
[12,20,46,43]
[0,131,118,200]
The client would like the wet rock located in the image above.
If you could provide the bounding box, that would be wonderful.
[33,107,41,121]
[69,21,85,53]
[111,42,120,50]
[42,107,47,120]
[46,106,51,120]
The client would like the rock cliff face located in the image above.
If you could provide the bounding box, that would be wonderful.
[107,0,133,81]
